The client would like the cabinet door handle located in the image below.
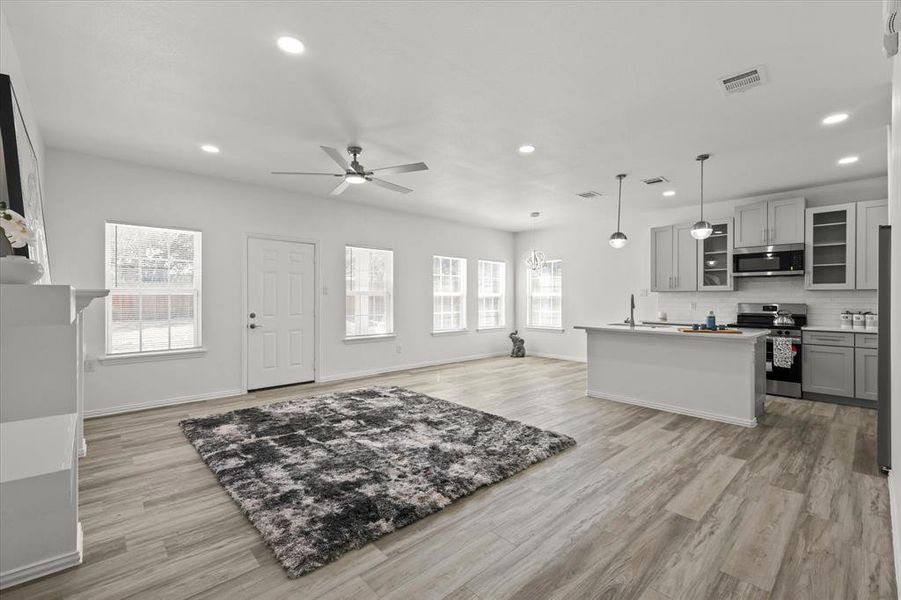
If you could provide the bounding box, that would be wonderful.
[771,226,776,241]
[762,227,767,243]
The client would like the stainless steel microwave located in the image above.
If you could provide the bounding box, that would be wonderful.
[733,244,804,277]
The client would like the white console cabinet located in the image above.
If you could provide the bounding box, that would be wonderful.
[0,284,107,588]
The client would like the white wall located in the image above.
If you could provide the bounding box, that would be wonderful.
[516,176,888,361]
[44,149,516,415]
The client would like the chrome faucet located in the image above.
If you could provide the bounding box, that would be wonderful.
[625,293,636,327]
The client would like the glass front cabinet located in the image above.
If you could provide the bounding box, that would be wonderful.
[697,218,734,291]
[805,204,856,290]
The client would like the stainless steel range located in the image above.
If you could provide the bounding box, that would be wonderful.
[731,303,807,398]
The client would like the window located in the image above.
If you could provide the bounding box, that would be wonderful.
[346,246,394,337]
[477,260,506,329]
[433,255,467,332]
[105,223,202,355]
[527,259,563,329]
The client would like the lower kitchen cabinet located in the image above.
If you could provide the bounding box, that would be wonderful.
[855,347,879,402]
[801,331,878,403]
[803,344,855,397]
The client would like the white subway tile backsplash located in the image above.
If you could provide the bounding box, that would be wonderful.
[654,277,876,327]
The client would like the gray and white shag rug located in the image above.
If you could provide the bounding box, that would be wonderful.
[180,386,575,577]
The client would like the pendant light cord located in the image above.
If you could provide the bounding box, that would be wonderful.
[616,176,623,231]
[699,158,704,220]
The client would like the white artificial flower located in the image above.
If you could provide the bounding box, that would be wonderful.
[0,208,32,248]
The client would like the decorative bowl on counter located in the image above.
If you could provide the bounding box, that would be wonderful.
[0,256,45,284]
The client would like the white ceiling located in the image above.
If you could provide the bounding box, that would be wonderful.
[2,1,891,231]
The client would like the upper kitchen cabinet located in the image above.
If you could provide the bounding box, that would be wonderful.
[855,199,889,290]
[734,197,805,248]
[805,203,856,290]
[697,219,733,291]
[650,223,697,292]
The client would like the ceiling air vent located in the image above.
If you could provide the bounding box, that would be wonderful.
[641,176,669,186]
[718,65,768,95]
[577,190,602,199]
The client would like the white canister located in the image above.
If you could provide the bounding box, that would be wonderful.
[852,313,866,330]
[840,312,853,330]
[866,313,878,332]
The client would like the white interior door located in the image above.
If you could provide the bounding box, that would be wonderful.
[247,238,315,390]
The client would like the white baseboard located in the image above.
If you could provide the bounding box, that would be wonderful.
[0,523,82,590]
[84,388,244,419]
[530,352,587,363]
[318,352,508,383]
[586,389,758,428]
[888,470,901,595]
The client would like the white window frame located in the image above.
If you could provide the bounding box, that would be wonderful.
[432,255,467,333]
[477,259,506,330]
[103,222,203,358]
[527,259,563,330]
[345,245,394,339]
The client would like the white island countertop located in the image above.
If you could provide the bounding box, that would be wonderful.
[574,324,768,342]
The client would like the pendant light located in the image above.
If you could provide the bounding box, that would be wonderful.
[524,211,546,271]
[690,153,713,240]
[609,173,628,249]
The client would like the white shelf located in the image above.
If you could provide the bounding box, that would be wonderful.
[0,414,76,483]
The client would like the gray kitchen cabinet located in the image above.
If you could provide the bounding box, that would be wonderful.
[855,347,879,402]
[805,203,856,290]
[803,344,855,397]
[768,197,806,245]
[734,197,805,248]
[697,219,733,290]
[734,200,768,248]
[855,199,889,290]
[650,224,697,292]
[650,225,674,292]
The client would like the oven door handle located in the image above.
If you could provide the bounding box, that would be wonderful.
[766,337,802,343]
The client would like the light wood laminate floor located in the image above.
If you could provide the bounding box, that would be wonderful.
[4,357,895,599]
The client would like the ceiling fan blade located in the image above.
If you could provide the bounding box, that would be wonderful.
[329,180,351,196]
[271,171,342,176]
[321,146,351,171]
[369,162,429,175]
[369,177,413,194]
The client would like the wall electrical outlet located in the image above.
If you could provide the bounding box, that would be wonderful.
[396,345,402,354]
[689,301,697,311]
[322,286,329,295]
[639,288,649,297]
[84,359,97,373]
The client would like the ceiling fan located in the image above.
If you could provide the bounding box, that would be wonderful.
[271,145,428,195]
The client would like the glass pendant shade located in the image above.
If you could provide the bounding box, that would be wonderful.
[525,249,546,271]
[690,220,713,240]
[609,231,628,248]
[691,154,712,240]
[609,173,628,250]
[524,212,545,270]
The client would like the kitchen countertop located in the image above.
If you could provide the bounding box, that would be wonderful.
[574,324,768,342]
[801,326,877,333]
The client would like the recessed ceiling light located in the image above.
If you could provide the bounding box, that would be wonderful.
[822,113,849,125]
[277,36,305,55]
[200,144,220,154]
[662,190,676,197]
[837,155,859,165]
[518,144,536,154]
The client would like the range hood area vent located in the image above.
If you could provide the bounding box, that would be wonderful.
[718,65,768,94]
[641,176,669,185]
[576,190,602,198]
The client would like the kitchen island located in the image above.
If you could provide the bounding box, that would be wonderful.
[575,324,768,427]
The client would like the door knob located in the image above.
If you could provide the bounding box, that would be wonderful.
[249,312,256,318]
[249,323,262,329]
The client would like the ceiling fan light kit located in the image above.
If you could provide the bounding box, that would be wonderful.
[272,145,428,196]
[690,153,713,240]
[608,173,629,249]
